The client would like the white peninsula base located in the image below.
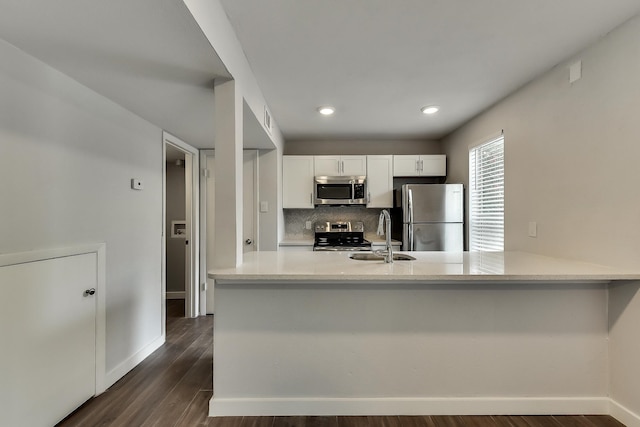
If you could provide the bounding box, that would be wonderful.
[208,251,640,420]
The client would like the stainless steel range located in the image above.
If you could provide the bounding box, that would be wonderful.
[313,221,372,251]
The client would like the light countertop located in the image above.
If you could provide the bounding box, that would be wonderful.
[209,250,640,282]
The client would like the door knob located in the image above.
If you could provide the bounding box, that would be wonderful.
[84,288,96,297]
[245,239,253,245]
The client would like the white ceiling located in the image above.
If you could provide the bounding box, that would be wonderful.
[219,0,640,140]
[0,0,231,149]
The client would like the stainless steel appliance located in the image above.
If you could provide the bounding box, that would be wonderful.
[314,176,367,206]
[398,184,464,251]
[313,221,372,251]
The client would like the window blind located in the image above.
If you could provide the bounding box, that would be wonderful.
[469,135,504,251]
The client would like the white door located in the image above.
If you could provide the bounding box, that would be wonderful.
[0,253,97,427]
[283,156,315,208]
[393,155,420,176]
[313,155,341,176]
[366,155,393,208]
[203,151,257,314]
[420,154,447,176]
[243,150,257,253]
[341,155,367,176]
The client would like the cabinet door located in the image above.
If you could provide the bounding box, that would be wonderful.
[393,155,420,176]
[314,156,341,176]
[341,155,367,176]
[420,154,447,176]
[283,156,315,208]
[366,155,393,208]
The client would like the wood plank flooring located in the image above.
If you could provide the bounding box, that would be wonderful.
[57,300,625,427]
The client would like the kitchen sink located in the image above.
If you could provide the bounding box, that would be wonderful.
[349,252,416,261]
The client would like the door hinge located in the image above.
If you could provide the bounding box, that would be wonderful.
[202,169,210,178]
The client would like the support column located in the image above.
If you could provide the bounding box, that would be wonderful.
[214,79,243,267]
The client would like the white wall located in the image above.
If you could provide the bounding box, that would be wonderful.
[443,14,640,422]
[258,149,279,250]
[0,39,163,383]
[285,139,443,156]
[183,0,285,262]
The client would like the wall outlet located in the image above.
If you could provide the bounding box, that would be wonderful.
[528,221,537,238]
[305,221,312,230]
[131,179,143,190]
[260,201,268,213]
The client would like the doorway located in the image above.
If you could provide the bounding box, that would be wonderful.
[163,132,199,322]
[200,149,258,315]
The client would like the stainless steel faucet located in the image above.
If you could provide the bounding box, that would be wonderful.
[376,209,393,263]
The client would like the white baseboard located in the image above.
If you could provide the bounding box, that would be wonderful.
[166,291,185,300]
[610,399,640,427]
[104,335,165,390]
[209,396,610,417]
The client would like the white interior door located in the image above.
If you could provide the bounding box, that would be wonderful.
[243,150,257,253]
[202,150,257,314]
[0,253,97,427]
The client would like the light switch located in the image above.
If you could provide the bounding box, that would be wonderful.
[260,201,268,213]
[528,221,537,238]
[131,179,143,190]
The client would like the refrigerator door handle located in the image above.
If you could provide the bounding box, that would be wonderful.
[408,224,414,251]
[407,188,414,224]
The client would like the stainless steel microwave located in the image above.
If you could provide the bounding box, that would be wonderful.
[314,176,367,206]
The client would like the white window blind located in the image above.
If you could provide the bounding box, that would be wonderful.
[469,135,504,251]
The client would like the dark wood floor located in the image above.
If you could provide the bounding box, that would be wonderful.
[58,300,625,427]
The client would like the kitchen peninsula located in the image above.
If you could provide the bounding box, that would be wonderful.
[208,251,640,418]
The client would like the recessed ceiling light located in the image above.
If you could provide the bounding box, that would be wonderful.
[421,105,440,115]
[317,106,335,116]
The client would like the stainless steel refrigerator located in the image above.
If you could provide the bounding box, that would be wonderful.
[398,184,464,251]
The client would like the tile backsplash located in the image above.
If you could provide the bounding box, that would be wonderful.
[284,207,383,239]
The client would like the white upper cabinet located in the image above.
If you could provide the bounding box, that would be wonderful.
[366,155,393,208]
[283,156,315,208]
[393,154,446,177]
[314,155,366,176]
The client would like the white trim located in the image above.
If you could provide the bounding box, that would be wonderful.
[200,149,216,315]
[166,291,186,299]
[0,243,107,394]
[105,335,165,389]
[161,138,167,341]
[468,129,504,150]
[209,396,609,417]
[610,399,640,427]
[163,131,200,318]
[245,149,259,251]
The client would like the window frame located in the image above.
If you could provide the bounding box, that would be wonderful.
[468,133,505,252]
